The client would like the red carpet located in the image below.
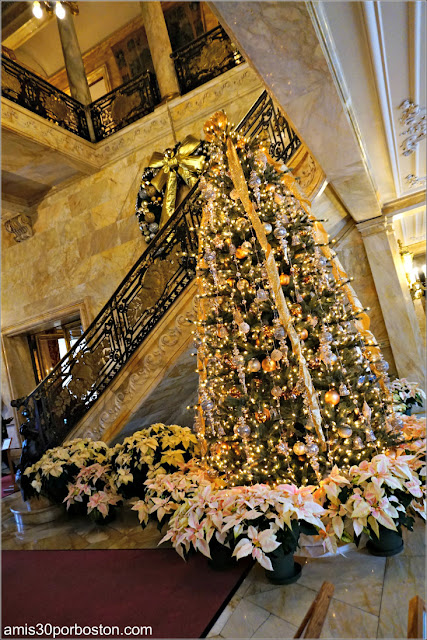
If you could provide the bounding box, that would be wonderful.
[1,474,16,498]
[2,549,251,638]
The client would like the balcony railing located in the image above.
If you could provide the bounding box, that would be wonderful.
[2,28,244,142]
[90,71,160,141]
[171,25,244,95]
[1,55,90,140]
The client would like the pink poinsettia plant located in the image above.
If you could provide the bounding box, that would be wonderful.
[161,483,325,570]
[64,463,122,521]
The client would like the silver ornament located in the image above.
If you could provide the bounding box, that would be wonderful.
[271,386,282,398]
[239,322,250,334]
[273,227,287,239]
[306,443,319,456]
[263,223,273,234]
[271,349,282,362]
[256,289,269,301]
[237,423,251,437]
[338,426,353,438]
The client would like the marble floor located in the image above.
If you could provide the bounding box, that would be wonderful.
[2,490,425,639]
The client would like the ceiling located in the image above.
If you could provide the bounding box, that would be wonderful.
[316,1,426,206]
[2,2,142,77]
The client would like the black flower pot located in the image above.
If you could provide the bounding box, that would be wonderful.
[367,524,403,557]
[208,537,236,571]
[265,545,302,584]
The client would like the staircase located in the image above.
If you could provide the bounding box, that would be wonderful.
[12,91,302,482]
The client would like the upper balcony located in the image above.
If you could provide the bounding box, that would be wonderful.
[2,25,244,142]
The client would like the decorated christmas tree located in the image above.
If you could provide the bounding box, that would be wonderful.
[193,111,400,488]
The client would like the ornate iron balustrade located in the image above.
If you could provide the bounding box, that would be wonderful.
[89,71,160,141]
[12,90,301,494]
[171,25,244,95]
[237,91,302,164]
[1,55,90,140]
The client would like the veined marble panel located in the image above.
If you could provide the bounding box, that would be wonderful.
[210,1,381,222]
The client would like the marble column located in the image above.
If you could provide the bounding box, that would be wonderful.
[56,6,95,141]
[357,217,425,381]
[140,1,180,101]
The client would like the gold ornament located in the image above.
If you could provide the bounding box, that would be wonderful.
[145,212,156,223]
[226,277,235,287]
[203,111,228,141]
[293,441,307,455]
[290,304,302,317]
[338,426,353,438]
[262,357,277,372]
[255,407,271,422]
[325,389,340,405]
[299,329,308,340]
[236,246,249,259]
[247,358,261,373]
[280,273,290,286]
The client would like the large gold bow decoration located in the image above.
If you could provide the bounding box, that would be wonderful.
[149,136,205,226]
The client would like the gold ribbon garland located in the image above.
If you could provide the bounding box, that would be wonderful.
[274,160,390,398]
[226,138,326,448]
[149,136,205,226]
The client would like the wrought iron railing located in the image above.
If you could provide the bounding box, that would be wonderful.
[1,55,91,140]
[12,90,300,493]
[171,25,244,95]
[89,71,160,141]
[237,91,302,163]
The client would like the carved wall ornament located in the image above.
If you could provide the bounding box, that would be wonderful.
[405,174,426,188]
[399,99,426,156]
[4,214,33,243]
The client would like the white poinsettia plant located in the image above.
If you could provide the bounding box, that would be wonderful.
[390,378,425,411]
[132,460,221,529]
[110,424,200,499]
[161,483,325,570]
[23,438,112,505]
[316,450,425,551]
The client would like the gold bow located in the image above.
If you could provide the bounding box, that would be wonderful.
[149,136,205,226]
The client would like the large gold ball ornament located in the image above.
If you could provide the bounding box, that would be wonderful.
[262,357,277,372]
[299,329,308,340]
[290,304,303,317]
[236,247,249,259]
[255,407,271,422]
[325,389,340,406]
[293,441,307,455]
[280,273,290,286]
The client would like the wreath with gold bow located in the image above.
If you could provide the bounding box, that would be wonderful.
[136,136,210,243]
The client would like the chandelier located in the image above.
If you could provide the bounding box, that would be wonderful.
[32,1,79,20]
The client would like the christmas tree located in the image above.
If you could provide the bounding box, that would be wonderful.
[193,111,399,488]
